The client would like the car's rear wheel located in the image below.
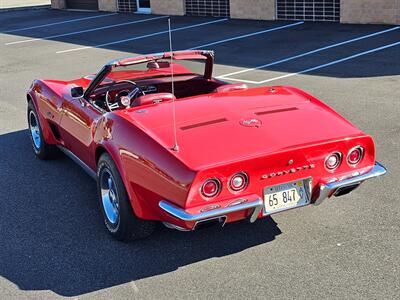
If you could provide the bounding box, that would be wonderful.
[97,153,156,241]
[27,101,55,159]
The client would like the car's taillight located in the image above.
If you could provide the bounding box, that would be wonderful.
[347,146,364,165]
[201,179,221,198]
[325,152,342,170]
[229,172,248,192]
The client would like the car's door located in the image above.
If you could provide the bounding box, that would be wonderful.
[59,97,102,169]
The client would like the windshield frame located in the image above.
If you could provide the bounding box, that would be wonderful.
[83,50,214,99]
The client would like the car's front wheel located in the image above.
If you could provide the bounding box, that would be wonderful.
[27,101,56,159]
[97,153,156,241]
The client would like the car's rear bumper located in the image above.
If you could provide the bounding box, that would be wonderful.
[313,162,387,205]
[159,194,263,230]
[159,162,386,230]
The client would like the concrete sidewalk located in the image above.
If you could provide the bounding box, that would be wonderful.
[0,0,50,9]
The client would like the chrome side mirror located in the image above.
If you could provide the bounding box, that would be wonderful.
[71,86,84,98]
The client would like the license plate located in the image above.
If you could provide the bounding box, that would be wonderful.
[263,178,312,215]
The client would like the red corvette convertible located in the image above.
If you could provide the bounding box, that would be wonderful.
[27,50,386,240]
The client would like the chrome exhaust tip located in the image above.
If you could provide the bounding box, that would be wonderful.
[193,216,227,230]
[333,183,360,197]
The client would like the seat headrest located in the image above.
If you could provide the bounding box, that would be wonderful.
[132,93,176,107]
[213,83,248,93]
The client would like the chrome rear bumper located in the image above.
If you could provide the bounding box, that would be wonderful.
[159,194,263,226]
[313,162,387,205]
[159,162,386,229]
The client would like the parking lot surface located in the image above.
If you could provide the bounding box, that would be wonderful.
[0,8,399,300]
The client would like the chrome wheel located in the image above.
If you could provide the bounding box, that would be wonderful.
[100,169,119,225]
[29,110,41,150]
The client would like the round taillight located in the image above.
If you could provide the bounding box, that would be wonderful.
[229,172,248,192]
[325,152,342,170]
[201,179,221,198]
[348,146,364,165]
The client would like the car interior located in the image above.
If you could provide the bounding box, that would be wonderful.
[88,60,248,112]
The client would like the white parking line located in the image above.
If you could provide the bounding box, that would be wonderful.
[2,13,118,33]
[5,16,169,45]
[222,41,400,84]
[56,18,228,54]
[188,21,304,50]
[218,26,400,79]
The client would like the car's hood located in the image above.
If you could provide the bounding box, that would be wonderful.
[119,86,364,170]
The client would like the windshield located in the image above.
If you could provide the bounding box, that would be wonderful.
[84,51,214,98]
[107,57,210,85]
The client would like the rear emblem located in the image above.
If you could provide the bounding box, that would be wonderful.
[260,164,315,179]
[240,118,262,128]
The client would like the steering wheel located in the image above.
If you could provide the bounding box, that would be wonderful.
[105,80,145,111]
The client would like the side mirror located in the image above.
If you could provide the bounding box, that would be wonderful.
[71,86,84,98]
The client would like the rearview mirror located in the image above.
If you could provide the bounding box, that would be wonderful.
[157,61,171,68]
[71,86,84,98]
[147,61,170,69]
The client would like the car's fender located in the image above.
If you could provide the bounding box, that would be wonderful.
[93,114,197,220]
[26,80,60,145]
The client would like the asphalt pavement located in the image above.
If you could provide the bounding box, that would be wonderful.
[0,8,399,300]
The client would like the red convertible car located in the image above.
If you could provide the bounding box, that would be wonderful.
[27,50,386,241]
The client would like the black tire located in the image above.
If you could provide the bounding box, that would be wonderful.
[97,153,156,241]
[27,101,56,160]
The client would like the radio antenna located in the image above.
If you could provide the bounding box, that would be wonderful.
[168,18,179,152]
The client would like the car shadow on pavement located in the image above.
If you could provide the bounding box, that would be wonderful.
[0,129,281,297]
